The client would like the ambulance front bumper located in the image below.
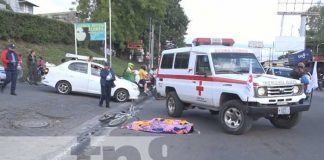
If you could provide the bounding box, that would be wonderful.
[247,103,310,115]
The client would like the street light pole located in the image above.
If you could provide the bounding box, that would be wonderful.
[109,0,112,66]
[316,43,324,54]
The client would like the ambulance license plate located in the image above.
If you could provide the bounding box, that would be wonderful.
[278,106,290,115]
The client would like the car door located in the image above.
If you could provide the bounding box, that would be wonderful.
[190,54,214,106]
[88,63,103,94]
[67,62,89,92]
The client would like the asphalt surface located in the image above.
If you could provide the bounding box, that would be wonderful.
[96,90,324,160]
[1,82,324,160]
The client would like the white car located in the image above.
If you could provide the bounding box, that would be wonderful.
[41,60,140,102]
[0,65,6,84]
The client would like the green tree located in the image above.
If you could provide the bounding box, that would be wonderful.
[306,6,324,54]
[76,0,188,54]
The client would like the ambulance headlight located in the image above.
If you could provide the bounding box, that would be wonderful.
[257,87,266,96]
[293,85,302,94]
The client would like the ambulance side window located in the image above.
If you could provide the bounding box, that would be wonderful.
[174,52,190,69]
[161,54,174,69]
[195,55,211,75]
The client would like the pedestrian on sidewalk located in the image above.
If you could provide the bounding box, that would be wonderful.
[1,44,20,95]
[27,50,38,85]
[99,62,116,108]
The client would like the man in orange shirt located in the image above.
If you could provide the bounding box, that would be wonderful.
[139,64,149,94]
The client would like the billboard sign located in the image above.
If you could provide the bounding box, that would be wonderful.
[75,23,106,41]
[288,49,312,65]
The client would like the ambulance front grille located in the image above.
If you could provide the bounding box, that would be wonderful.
[266,86,294,97]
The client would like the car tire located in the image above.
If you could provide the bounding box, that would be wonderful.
[166,91,184,117]
[55,81,72,95]
[269,113,301,129]
[114,88,129,102]
[219,100,253,135]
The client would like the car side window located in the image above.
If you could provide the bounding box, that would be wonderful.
[161,54,174,69]
[195,55,211,75]
[174,52,190,69]
[68,62,88,74]
[91,64,102,76]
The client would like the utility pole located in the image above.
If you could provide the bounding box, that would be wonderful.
[151,25,155,69]
[148,18,152,67]
[158,24,161,56]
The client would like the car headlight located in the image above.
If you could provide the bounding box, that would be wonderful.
[293,85,301,94]
[257,87,266,96]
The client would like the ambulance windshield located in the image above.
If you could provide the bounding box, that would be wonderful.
[212,53,264,74]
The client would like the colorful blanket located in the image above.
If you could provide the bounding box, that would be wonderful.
[126,118,194,134]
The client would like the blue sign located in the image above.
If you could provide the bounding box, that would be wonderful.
[288,49,312,65]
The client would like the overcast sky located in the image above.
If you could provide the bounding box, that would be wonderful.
[30,0,307,47]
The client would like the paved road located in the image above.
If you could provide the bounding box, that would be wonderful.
[94,91,324,160]
[0,82,136,136]
[1,82,324,160]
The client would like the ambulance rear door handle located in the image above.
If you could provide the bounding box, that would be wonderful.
[192,81,196,83]
[223,84,232,86]
[159,78,163,81]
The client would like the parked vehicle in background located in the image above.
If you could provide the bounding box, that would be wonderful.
[265,67,293,78]
[41,60,140,102]
[0,65,6,85]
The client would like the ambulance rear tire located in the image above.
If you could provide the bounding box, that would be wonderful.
[166,91,184,117]
[219,100,252,135]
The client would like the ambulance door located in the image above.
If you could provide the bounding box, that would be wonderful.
[191,54,214,106]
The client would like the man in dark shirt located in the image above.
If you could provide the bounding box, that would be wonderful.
[1,44,20,95]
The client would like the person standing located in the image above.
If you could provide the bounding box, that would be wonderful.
[99,62,116,108]
[1,44,20,95]
[27,50,38,85]
[123,62,135,82]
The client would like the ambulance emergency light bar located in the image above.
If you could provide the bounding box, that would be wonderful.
[192,38,235,46]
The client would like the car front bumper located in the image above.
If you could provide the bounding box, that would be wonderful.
[129,89,140,100]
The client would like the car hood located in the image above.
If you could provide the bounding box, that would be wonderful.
[219,74,300,86]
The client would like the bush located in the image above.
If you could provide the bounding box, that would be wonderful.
[0,10,74,44]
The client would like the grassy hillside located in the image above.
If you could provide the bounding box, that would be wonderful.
[0,40,140,77]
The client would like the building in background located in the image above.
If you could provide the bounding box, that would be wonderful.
[0,0,38,14]
[37,11,78,24]
[18,0,38,14]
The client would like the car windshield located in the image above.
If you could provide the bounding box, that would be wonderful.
[212,53,264,74]
[273,68,292,78]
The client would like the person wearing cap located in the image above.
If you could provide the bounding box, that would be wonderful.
[99,62,116,108]
[1,44,20,95]
[298,62,311,93]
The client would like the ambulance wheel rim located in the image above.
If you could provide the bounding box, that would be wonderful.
[167,97,176,113]
[224,107,242,129]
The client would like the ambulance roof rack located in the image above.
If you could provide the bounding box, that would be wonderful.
[192,38,235,47]
[65,53,106,62]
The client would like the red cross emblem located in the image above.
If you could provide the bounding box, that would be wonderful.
[196,81,204,96]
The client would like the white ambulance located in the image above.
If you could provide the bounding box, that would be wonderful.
[156,38,310,135]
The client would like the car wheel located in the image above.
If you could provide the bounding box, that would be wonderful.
[269,113,301,129]
[114,88,129,102]
[166,91,184,117]
[219,100,253,135]
[55,81,72,95]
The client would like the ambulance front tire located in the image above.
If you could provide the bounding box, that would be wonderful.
[269,113,301,129]
[166,91,184,117]
[219,100,253,135]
